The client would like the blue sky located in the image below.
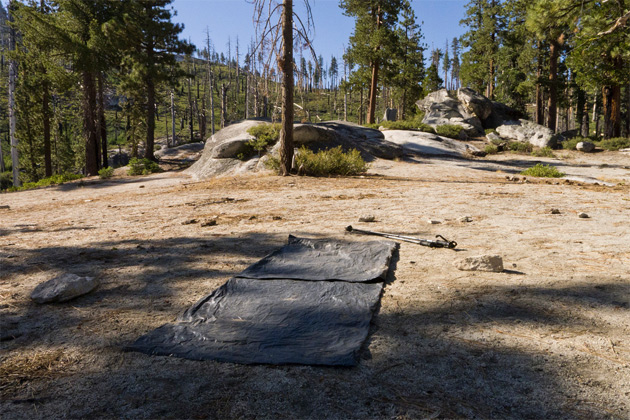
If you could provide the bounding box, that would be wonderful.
[172,0,469,64]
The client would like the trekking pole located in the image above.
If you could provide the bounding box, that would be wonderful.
[345,225,457,249]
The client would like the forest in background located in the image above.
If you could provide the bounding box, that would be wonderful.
[0,0,629,188]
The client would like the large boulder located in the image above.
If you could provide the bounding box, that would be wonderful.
[187,120,404,180]
[457,87,492,120]
[382,130,482,158]
[496,119,556,148]
[416,89,484,136]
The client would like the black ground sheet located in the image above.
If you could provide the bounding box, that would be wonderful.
[128,236,397,366]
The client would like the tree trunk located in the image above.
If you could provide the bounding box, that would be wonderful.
[367,60,379,125]
[0,134,4,173]
[42,79,52,177]
[97,72,107,168]
[8,0,19,186]
[547,38,561,132]
[171,91,176,146]
[83,71,99,176]
[625,83,630,137]
[602,57,623,139]
[221,83,229,128]
[278,0,294,176]
[145,77,156,161]
[576,88,587,137]
[535,42,544,125]
[581,95,590,137]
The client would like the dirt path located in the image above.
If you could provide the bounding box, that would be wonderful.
[1,151,629,419]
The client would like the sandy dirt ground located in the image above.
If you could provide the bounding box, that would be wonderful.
[1,149,630,419]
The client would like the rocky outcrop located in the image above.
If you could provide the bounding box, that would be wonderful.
[187,120,404,180]
[416,89,484,137]
[416,89,560,148]
[382,130,482,158]
[496,120,556,148]
[457,88,492,120]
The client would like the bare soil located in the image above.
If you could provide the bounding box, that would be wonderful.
[1,150,630,419]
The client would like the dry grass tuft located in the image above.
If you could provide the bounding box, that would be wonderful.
[0,349,79,395]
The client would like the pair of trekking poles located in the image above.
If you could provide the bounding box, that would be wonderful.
[346,225,457,249]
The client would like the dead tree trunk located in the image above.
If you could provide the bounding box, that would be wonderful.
[278,0,294,176]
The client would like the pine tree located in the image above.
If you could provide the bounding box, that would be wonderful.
[114,0,193,161]
[442,40,450,90]
[391,1,424,119]
[342,0,404,124]
[451,37,461,89]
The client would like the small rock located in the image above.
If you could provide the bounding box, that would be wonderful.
[454,255,504,272]
[619,148,630,153]
[31,274,99,304]
[576,141,595,153]
[359,215,376,223]
[428,219,441,225]
[201,219,217,227]
[506,175,520,182]
[182,219,198,225]
[249,215,257,220]
[578,212,590,219]
[272,216,282,220]
[139,185,145,189]
[550,208,561,214]
[0,205,10,210]
[84,199,92,203]
[460,216,473,223]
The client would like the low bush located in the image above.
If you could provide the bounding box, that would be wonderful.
[128,158,162,176]
[507,141,533,153]
[367,118,436,134]
[531,147,555,158]
[13,173,83,191]
[520,163,564,178]
[562,136,589,150]
[597,137,630,151]
[246,123,281,150]
[0,172,13,190]
[435,124,464,139]
[98,167,115,179]
[295,146,368,177]
[484,144,499,154]
[485,128,497,135]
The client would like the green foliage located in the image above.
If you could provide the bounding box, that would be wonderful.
[520,163,564,178]
[0,172,13,191]
[485,128,497,135]
[531,147,555,158]
[294,146,368,177]
[8,173,83,191]
[597,137,630,151]
[98,167,114,179]
[422,64,443,94]
[375,120,435,133]
[435,124,464,139]
[127,158,162,176]
[562,137,586,150]
[246,123,281,153]
[484,144,499,154]
[507,141,533,153]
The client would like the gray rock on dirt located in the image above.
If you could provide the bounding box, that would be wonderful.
[496,119,556,148]
[30,273,99,304]
[576,141,595,153]
[454,255,504,272]
[383,130,482,158]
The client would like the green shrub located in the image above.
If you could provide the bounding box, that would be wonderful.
[507,141,533,153]
[128,158,162,176]
[520,163,565,178]
[435,124,464,139]
[485,128,497,135]
[98,167,115,179]
[366,119,436,134]
[246,123,281,152]
[597,137,630,151]
[0,172,13,190]
[531,147,555,158]
[295,146,368,177]
[484,144,499,154]
[562,136,588,150]
[13,173,83,191]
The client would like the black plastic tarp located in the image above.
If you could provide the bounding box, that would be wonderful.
[127,236,397,366]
